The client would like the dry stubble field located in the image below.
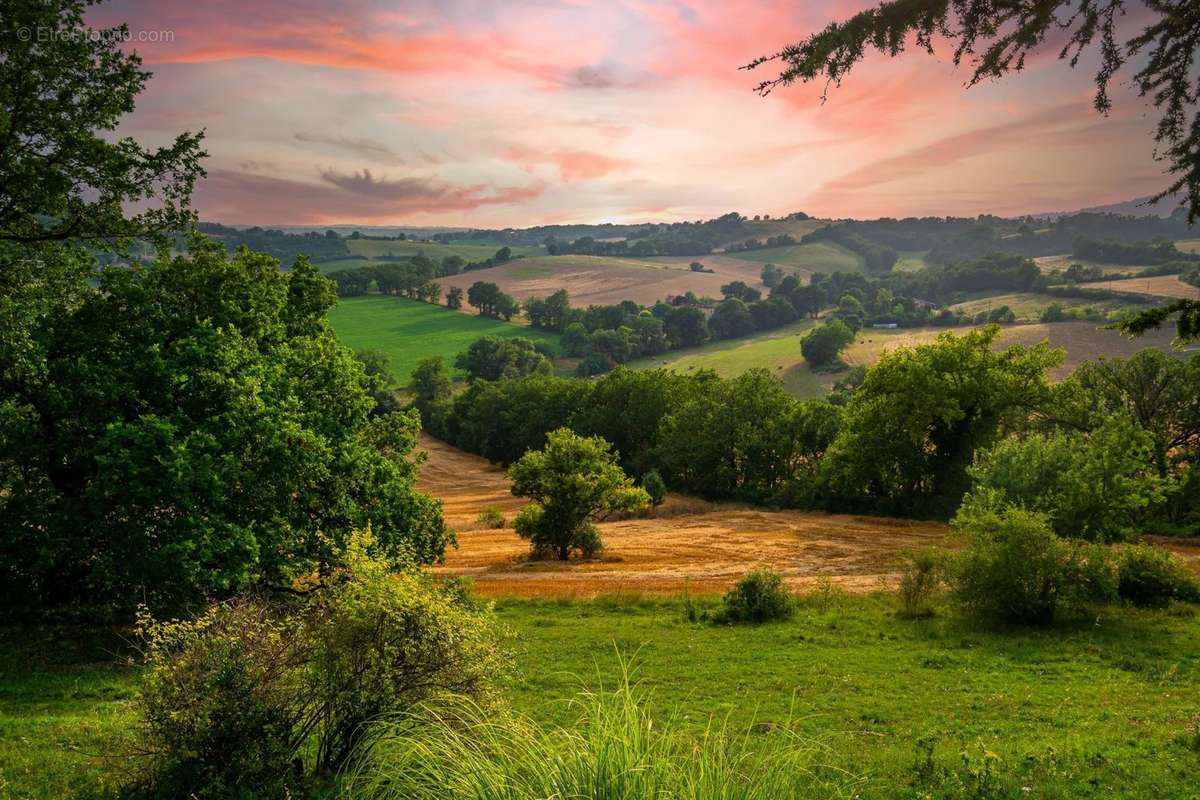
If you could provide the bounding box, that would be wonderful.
[418,435,1200,598]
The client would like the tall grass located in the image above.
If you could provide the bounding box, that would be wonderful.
[344,667,861,800]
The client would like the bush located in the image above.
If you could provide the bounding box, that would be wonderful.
[129,533,507,798]
[131,599,306,799]
[476,507,507,528]
[713,568,794,624]
[1116,545,1200,608]
[896,549,948,619]
[951,505,1116,625]
[641,470,667,506]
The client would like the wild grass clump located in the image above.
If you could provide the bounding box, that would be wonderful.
[475,506,507,529]
[895,549,949,619]
[712,568,794,624]
[345,669,858,800]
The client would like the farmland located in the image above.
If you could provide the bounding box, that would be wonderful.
[437,253,765,308]
[628,319,825,397]
[948,290,1138,320]
[723,240,865,275]
[326,295,559,383]
[345,238,543,262]
[844,321,1190,379]
[1086,274,1200,300]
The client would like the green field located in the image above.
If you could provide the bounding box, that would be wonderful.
[628,320,825,398]
[728,241,865,273]
[6,595,1200,799]
[893,250,930,272]
[346,238,543,262]
[327,295,559,384]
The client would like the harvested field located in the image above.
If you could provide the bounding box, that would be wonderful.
[418,433,954,597]
[1087,274,1200,299]
[845,321,1189,381]
[438,254,766,309]
[418,433,1200,597]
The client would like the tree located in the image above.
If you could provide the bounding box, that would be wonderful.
[446,285,464,309]
[960,416,1167,542]
[0,0,207,246]
[508,428,650,560]
[454,336,552,381]
[800,319,855,367]
[354,349,402,416]
[822,326,1061,516]
[561,322,590,357]
[761,263,783,288]
[709,297,756,339]
[0,241,450,613]
[664,305,710,348]
[720,280,761,303]
[408,355,454,434]
[1064,350,1200,480]
[466,281,518,319]
[748,0,1200,340]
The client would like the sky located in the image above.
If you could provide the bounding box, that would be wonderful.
[93,0,1169,227]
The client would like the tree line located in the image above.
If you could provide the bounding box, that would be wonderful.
[411,328,1200,537]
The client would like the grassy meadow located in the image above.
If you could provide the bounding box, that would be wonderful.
[327,295,560,384]
[628,319,825,398]
[6,594,1200,799]
[729,241,865,273]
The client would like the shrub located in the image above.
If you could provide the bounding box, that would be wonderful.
[129,532,507,798]
[1116,545,1200,608]
[896,549,949,619]
[641,470,667,507]
[960,416,1166,542]
[951,505,1117,625]
[475,507,507,529]
[131,598,307,800]
[714,568,794,624]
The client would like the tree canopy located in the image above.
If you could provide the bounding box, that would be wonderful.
[0,0,207,247]
[0,241,450,612]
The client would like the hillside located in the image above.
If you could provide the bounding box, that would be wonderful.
[327,295,559,383]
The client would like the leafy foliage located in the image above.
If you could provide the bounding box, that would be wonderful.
[508,428,650,560]
[823,326,1061,516]
[0,241,449,614]
[130,533,507,798]
[713,568,795,624]
[951,505,1117,625]
[1115,544,1200,608]
[455,335,553,381]
[960,416,1168,542]
[0,0,206,246]
[800,318,855,367]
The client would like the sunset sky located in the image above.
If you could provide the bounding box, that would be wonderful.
[94,0,1167,227]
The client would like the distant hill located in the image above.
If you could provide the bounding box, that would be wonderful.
[1035,194,1187,219]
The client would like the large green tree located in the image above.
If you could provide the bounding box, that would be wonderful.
[0,0,206,247]
[0,241,450,612]
[822,326,1061,516]
[508,428,649,560]
[750,0,1200,340]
